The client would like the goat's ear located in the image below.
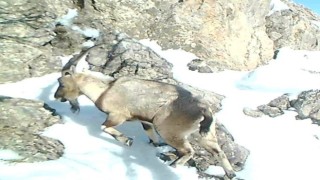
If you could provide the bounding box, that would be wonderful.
[62,70,73,76]
[64,71,72,76]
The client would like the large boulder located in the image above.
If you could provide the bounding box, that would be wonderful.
[74,0,274,71]
[0,96,64,162]
[244,90,320,125]
[266,0,320,51]
[291,90,320,123]
[0,0,74,83]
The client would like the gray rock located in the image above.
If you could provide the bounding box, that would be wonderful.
[244,91,320,124]
[244,94,290,118]
[187,59,214,73]
[78,0,274,71]
[243,107,265,118]
[91,34,175,83]
[258,105,284,117]
[0,96,64,163]
[267,94,291,110]
[291,90,320,122]
[0,0,74,83]
[266,1,320,51]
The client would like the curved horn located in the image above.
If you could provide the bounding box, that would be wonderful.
[61,43,103,76]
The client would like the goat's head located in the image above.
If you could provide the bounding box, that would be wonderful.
[54,71,81,113]
[54,46,92,113]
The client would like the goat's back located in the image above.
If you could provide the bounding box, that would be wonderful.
[98,77,211,125]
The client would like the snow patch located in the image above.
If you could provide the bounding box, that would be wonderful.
[204,166,225,177]
[1,40,320,180]
[311,20,320,29]
[268,0,290,16]
[57,9,78,26]
[0,150,23,161]
[56,8,100,45]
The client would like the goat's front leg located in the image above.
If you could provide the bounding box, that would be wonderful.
[141,122,167,147]
[101,113,133,146]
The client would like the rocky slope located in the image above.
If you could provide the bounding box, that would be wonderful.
[0,0,319,177]
[266,0,320,51]
[0,96,64,162]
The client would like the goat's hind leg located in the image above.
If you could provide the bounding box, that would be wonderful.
[200,131,236,179]
[169,139,194,167]
[158,132,194,167]
[101,113,133,146]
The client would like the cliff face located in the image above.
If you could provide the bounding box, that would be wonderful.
[1,0,319,176]
[266,0,320,51]
[75,0,274,71]
[1,0,319,81]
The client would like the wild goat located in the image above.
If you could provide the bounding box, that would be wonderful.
[54,45,236,179]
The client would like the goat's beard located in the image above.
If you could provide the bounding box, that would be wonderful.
[69,99,80,113]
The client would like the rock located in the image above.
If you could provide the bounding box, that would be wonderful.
[244,94,290,118]
[188,121,249,173]
[0,0,75,83]
[266,1,320,50]
[291,90,320,123]
[215,122,250,171]
[258,104,284,117]
[0,96,64,162]
[243,107,265,118]
[187,59,214,73]
[89,33,175,83]
[244,91,320,124]
[267,94,291,110]
[79,0,274,71]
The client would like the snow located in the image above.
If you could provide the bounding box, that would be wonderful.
[71,26,100,38]
[56,9,100,39]
[0,150,23,161]
[1,40,320,180]
[311,20,320,29]
[268,0,290,16]
[56,9,78,26]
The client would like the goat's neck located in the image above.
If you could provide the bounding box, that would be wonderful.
[74,73,111,103]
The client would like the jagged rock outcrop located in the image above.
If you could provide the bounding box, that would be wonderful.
[0,0,76,83]
[77,0,274,71]
[291,90,320,123]
[244,91,320,125]
[0,96,64,162]
[187,59,213,73]
[244,94,290,118]
[2,0,319,84]
[266,0,320,50]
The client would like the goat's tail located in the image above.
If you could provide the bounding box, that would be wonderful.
[199,108,214,136]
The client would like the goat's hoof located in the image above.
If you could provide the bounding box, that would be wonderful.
[224,171,236,180]
[158,153,174,162]
[169,162,177,168]
[151,142,167,147]
[125,138,133,146]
